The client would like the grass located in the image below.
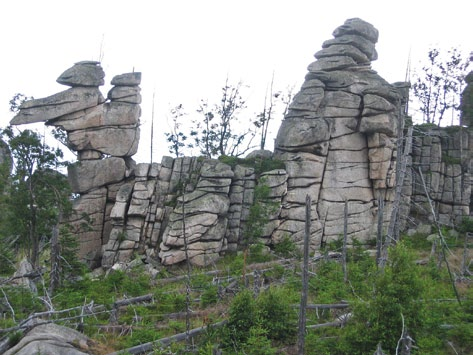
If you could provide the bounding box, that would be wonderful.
[1,233,472,354]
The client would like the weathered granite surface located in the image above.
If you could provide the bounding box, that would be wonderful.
[9,19,473,268]
[273,18,403,248]
[3,323,93,355]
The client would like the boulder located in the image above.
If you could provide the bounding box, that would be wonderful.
[332,18,379,43]
[275,118,330,154]
[4,323,93,355]
[56,61,105,87]
[68,157,126,193]
[67,125,140,157]
[359,113,397,136]
[107,85,142,103]
[111,72,142,86]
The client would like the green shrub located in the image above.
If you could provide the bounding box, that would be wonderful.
[124,327,162,347]
[256,287,297,342]
[341,242,425,354]
[1,286,42,318]
[227,253,244,276]
[310,260,347,303]
[226,289,257,344]
[7,331,23,347]
[0,243,15,275]
[273,235,298,258]
[248,243,272,263]
[172,293,187,312]
[402,232,432,250]
[201,284,219,307]
[240,325,277,355]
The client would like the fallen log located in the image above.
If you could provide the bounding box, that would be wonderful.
[105,320,228,355]
[291,303,350,310]
[109,294,153,324]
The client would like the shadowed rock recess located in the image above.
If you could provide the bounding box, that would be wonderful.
[10,19,473,268]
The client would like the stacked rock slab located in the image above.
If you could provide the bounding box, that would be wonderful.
[10,61,142,265]
[273,18,405,248]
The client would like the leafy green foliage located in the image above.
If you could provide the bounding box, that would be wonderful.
[200,284,219,307]
[256,287,297,342]
[341,243,425,354]
[273,234,299,258]
[0,235,470,355]
[9,93,33,113]
[226,289,257,345]
[223,286,296,353]
[0,126,71,268]
[460,72,473,126]
[239,325,277,355]
[0,286,43,324]
[0,153,15,274]
[243,179,278,248]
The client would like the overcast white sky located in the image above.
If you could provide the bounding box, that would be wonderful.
[0,0,471,163]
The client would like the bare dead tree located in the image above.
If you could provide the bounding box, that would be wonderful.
[417,167,462,305]
[0,287,15,322]
[381,126,413,268]
[49,212,61,295]
[150,90,155,164]
[376,194,384,268]
[343,199,348,282]
[180,177,192,347]
[461,232,472,276]
[297,195,311,355]
[109,294,153,325]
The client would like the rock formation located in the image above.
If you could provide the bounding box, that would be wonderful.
[9,19,473,268]
[11,61,142,266]
[273,18,407,248]
[3,323,94,355]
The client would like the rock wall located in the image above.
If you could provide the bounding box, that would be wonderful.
[10,19,473,268]
[409,126,472,227]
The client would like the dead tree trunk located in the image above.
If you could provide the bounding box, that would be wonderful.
[381,126,413,268]
[49,215,61,295]
[376,194,384,268]
[181,183,192,346]
[461,232,472,276]
[106,320,228,355]
[297,195,311,355]
[342,199,348,282]
[417,167,461,305]
[109,294,153,324]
